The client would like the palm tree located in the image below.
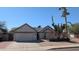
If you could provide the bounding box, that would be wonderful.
[52,16,62,33]
[52,16,58,31]
[59,7,70,34]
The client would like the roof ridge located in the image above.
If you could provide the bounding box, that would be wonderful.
[12,23,37,32]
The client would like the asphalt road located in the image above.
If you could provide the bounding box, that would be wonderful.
[49,47,79,51]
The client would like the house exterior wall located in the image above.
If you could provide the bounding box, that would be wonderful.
[0,33,8,41]
[46,32,51,39]
[38,31,55,40]
[44,29,55,39]
[39,32,44,39]
[46,32,56,39]
[3,34,9,41]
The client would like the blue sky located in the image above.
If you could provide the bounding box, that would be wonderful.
[0,7,79,30]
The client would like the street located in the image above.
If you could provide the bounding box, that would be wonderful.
[49,47,79,51]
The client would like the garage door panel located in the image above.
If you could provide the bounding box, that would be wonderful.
[14,33,37,41]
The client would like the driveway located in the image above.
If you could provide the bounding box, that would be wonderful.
[0,41,11,49]
[0,40,79,51]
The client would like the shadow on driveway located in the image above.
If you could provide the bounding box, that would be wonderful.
[16,40,44,43]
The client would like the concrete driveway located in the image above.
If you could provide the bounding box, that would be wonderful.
[0,40,79,51]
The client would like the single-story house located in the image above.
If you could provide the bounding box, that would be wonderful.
[13,23,37,42]
[10,23,56,42]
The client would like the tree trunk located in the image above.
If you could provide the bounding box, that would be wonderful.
[65,16,68,34]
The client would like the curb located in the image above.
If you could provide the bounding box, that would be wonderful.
[47,45,79,50]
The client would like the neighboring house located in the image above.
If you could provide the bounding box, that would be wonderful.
[0,28,8,41]
[13,23,37,42]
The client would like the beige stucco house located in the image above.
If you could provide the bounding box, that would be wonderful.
[12,23,56,42]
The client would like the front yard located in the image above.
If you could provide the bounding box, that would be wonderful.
[0,39,79,51]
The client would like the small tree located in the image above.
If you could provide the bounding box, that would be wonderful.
[52,16,65,33]
[69,23,79,34]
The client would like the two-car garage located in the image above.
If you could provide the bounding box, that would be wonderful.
[14,33,37,42]
[13,24,37,42]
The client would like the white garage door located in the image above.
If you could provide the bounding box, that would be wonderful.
[14,33,37,42]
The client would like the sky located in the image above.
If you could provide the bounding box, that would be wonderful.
[0,7,79,30]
